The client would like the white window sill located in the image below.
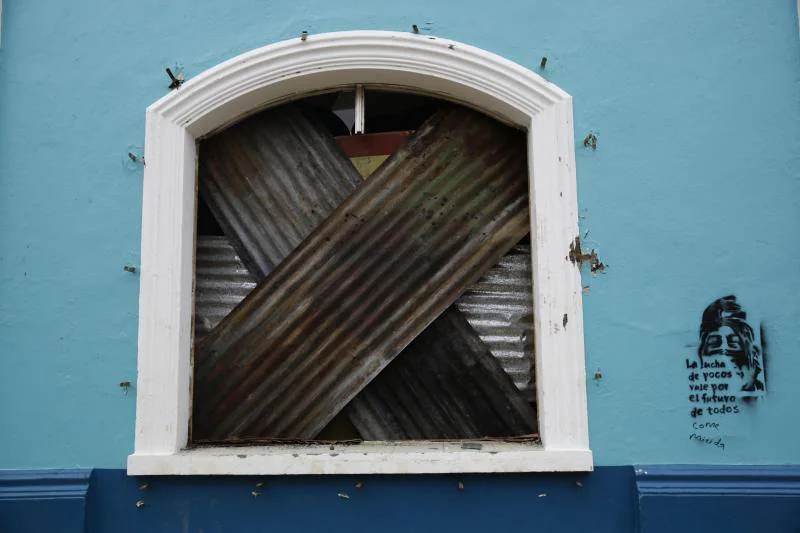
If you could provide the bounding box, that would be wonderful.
[128,443,592,475]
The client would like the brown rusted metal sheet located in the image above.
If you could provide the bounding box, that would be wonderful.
[455,242,535,399]
[193,236,536,398]
[346,308,535,439]
[197,104,363,280]
[193,106,531,441]
[194,103,536,437]
[193,236,536,439]
[333,128,534,399]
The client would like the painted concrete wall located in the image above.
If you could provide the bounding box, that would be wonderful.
[0,0,798,469]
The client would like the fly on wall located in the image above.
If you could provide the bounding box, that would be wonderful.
[191,90,539,444]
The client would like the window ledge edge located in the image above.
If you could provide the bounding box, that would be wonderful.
[127,446,593,476]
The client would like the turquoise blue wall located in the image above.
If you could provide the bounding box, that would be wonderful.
[0,0,798,469]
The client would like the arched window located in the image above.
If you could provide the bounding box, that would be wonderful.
[129,31,591,475]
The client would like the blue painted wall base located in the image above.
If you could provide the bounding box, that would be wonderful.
[2,466,800,532]
[0,470,91,533]
[88,467,634,533]
[636,466,800,533]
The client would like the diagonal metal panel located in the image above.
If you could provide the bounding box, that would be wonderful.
[455,243,535,399]
[193,103,363,387]
[346,308,535,439]
[193,236,535,396]
[192,235,536,438]
[193,106,532,440]
[197,104,364,280]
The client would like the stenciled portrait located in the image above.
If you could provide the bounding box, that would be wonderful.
[698,295,765,396]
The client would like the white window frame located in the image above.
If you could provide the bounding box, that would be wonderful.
[127,31,591,475]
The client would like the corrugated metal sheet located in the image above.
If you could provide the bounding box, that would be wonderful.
[195,102,535,440]
[193,236,257,343]
[198,104,363,280]
[193,103,362,387]
[192,235,536,439]
[194,236,535,397]
[346,308,535,439]
[192,106,532,440]
[455,243,535,399]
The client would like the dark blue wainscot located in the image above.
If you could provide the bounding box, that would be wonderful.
[2,466,799,532]
[86,467,635,533]
[0,469,91,533]
[635,465,800,533]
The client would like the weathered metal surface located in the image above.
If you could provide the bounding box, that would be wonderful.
[193,236,536,398]
[198,103,364,280]
[199,103,532,441]
[193,106,531,440]
[193,241,535,440]
[455,243,535,399]
[193,236,257,343]
[347,308,536,439]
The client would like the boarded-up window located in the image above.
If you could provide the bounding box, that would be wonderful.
[191,91,538,444]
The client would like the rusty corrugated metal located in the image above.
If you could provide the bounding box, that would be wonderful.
[193,102,362,387]
[193,106,531,441]
[192,238,536,439]
[194,102,536,439]
[346,308,535,439]
[193,236,258,343]
[455,243,535,399]
[196,106,536,439]
[198,104,364,280]
[194,235,535,397]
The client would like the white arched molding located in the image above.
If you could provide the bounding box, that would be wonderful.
[128,31,591,475]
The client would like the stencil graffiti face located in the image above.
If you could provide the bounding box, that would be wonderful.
[698,296,764,395]
[702,325,743,358]
[687,296,765,448]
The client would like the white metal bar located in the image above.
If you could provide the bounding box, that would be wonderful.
[354,84,365,134]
